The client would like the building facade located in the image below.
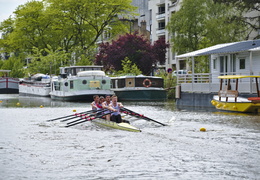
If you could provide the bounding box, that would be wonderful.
[148,0,182,71]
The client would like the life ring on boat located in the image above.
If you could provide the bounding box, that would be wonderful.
[143,79,152,88]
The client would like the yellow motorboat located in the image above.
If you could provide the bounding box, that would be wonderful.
[211,75,260,113]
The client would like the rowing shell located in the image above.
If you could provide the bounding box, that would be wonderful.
[92,118,141,132]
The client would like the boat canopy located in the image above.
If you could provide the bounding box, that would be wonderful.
[77,70,106,77]
[218,75,260,79]
[0,70,11,73]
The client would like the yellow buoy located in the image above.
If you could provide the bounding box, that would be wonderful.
[0,100,2,103]
[200,127,206,132]
[73,109,76,112]
[16,102,20,106]
[40,105,44,108]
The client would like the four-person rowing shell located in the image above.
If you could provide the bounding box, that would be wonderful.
[91,95,127,123]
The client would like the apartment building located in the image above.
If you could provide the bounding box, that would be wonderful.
[148,0,183,71]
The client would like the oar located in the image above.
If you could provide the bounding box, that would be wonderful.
[121,107,167,126]
[47,109,96,122]
[66,111,101,125]
[65,112,112,128]
[60,109,106,122]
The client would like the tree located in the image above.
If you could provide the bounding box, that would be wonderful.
[117,57,142,75]
[0,56,25,78]
[25,45,68,75]
[0,0,136,74]
[152,37,169,65]
[95,33,169,75]
[167,0,248,54]
[213,0,260,39]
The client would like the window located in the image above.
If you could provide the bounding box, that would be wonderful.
[158,21,165,30]
[213,59,217,69]
[239,58,245,69]
[70,81,74,89]
[158,6,165,14]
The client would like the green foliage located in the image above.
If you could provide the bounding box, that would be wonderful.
[0,56,25,78]
[116,57,142,76]
[73,46,95,66]
[25,45,68,75]
[167,0,248,54]
[0,0,136,75]
[156,70,177,99]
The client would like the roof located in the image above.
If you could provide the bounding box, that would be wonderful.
[218,75,260,79]
[176,39,260,58]
[176,42,235,58]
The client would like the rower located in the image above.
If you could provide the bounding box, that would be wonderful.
[102,94,112,121]
[91,95,103,114]
[109,95,125,123]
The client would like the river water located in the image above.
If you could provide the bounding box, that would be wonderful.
[0,94,259,180]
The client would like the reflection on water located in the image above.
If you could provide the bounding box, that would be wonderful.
[0,94,88,108]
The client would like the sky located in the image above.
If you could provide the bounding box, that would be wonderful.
[0,0,29,23]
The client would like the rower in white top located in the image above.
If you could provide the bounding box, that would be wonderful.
[109,95,124,123]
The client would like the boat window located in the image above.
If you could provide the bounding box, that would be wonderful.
[82,80,87,84]
[70,81,74,89]
[64,82,68,86]
[102,80,106,84]
[239,58,245,69]
[54,82,60,91]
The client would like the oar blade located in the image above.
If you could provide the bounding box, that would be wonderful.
[121,107,167,126]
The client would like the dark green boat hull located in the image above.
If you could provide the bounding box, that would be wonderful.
[113,89,167,101]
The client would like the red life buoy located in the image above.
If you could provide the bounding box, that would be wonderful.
[143,79,152,88]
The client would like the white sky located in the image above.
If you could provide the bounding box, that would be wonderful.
[0,0,30,23]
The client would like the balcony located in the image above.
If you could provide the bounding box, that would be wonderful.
[156,13,165,20]
[156,28,166,35]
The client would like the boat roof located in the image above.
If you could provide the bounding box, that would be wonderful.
[218,75,260,79]
[111,75,162,79]
[0,70,11,73]
[77,70,106,77]
[61,65,103,69]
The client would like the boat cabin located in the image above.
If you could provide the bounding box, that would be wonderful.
[60,66,103,78]
[111,75,164,89]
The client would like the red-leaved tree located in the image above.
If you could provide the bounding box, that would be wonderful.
[95,32,169,75]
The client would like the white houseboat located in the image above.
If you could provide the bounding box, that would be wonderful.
[111,75,167,101]
[50,66,113,101]
[19,73,51,97]
[175,39,260,109]
[0,70,19,94]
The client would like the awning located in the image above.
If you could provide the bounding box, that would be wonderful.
[176,39,260,58]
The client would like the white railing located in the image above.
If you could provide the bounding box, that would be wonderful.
[177,73,211,84]
[156,13,165,20]
[177,72,260,93]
